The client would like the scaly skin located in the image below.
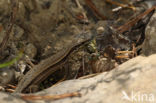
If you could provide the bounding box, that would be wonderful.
[14,36,92,93]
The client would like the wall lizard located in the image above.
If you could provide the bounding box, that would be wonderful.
[14,35,92,93]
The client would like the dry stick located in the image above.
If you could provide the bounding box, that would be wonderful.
[85,0,107,20]
[106,0,136,11]
[0,25,3,32]
[25,55,35,68]
[75,0,89,76]
[75,0,88,22]
[117,6,156,33]
[106,0,127,8]
[115,55,129,59]
[7,84,16,89]
[75,0,82,9]
[116,51,133,54]
[78,73,101,79]
[132,43,137,57]
[0,0,18,54]
[21,92,81,101]
[5,89,15,93]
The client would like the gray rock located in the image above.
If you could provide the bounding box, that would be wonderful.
[0,92,26,103]
[0,68,15,86]
[142,10,156,56]
[33,54,156,103]
[2,54,156,103]
[13,25,24,40]
[25,43,37,59]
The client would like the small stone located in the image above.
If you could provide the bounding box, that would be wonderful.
[0,68,15,86]
[18,61,26,73]
[96,26,104,34]
[92,57,116,73]
[14,25,24,40]
[0,86,4,91]
[25,43,37,59]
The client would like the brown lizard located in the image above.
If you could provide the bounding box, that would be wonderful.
[14,35,92,93]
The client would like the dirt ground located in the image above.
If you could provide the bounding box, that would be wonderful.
[0,0,155,93]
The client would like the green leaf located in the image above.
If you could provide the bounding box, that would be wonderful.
[0,50,23,68]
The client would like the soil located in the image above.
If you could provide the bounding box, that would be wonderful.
[0,0,155,93]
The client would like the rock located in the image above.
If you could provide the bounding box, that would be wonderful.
[10,54,156,103]
[25,43,37,59]
[142,10,156,56]
[0,92,26,103]
[91,57,116,73]
[0,68,15,86]
[2,50,156,103]
[34,54,156,103]
[13,25,24,40]
[96,26,104,34]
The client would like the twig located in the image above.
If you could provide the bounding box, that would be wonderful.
[132,43,137,57]
[7,84,16,89]
[117,6,156,33]
[115,55,129,59]
[116,50,136,59]
[116,51,133,54]
[85,0,107,20]
[75,0,88,22]
[5,89,15,93]
[0,25,3,32]
[25,55,35,68]
[21,92,81,100]
[0,0,19,54]
[78,73,101,79]
[106,0,136,11]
